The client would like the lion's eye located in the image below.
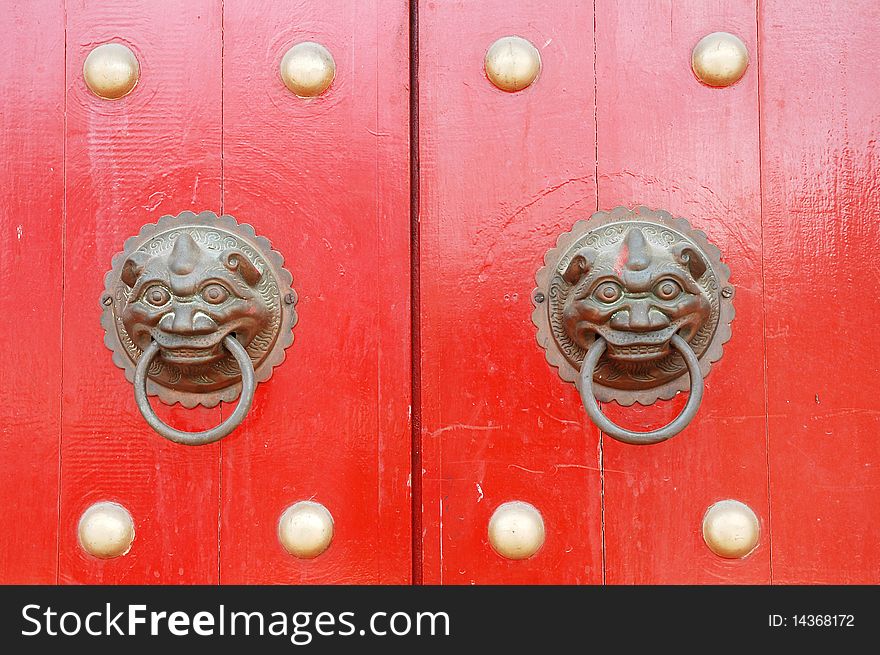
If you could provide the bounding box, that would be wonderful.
[143,285,171,307]
[201,283,230,305]
[654,279,683,300]
[593,281,623,304]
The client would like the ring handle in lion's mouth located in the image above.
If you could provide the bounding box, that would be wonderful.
[100,211,298,443]
[577,334,704,445]
[134,335,256,445]
[531,207,735,445]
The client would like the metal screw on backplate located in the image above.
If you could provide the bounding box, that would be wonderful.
[534,292,545,303]
[101,294,113,306]
[722,287,733,298]
[284,292,296,305]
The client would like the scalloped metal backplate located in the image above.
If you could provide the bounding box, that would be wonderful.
[100,211,297,408]
[532,206,735,406]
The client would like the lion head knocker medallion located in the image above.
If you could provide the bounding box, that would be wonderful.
[101,211,297,445]
[533,206,734,445]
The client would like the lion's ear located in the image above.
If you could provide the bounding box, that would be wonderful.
[121,251,153,288]
[562,248,597,285]
[221,249,263,286]
[671,243,707,280]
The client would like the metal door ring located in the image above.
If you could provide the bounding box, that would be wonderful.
[134,336,255,446]
[578,334,704,445]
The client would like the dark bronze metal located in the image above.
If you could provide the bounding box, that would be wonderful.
[533,206,734,441]
[101,211,297,441]
[134,335,255,445]
[579,334,704,445]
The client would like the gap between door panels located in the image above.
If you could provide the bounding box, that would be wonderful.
[218,0,226,589]
[754,0,774,585]
[409,0,423,586]
[592,0,608,587]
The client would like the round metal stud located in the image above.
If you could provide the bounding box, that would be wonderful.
[82,43,140,100]
[278,501,334,558]
[484,36,542,92]
[279,42,336,97]
[691,32,749,88]
[487,501,545,560]
[77,501,135,559]
[702,499,760,559]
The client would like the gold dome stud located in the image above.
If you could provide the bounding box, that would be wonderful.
[82,43,140,100]
[279,42,336,98]
[484,36,542,92]
[78,501,135,559]
[702,499,760,559]
[691,32,750,88]
[278,501,334,558]
[487,501,545,560]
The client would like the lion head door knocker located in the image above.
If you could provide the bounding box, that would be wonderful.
[101,211,297,445]
[532,207,734,445]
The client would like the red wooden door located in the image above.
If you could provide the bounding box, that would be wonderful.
[417,0,880,584]
[1,0,879,586]
[0,0,410,584]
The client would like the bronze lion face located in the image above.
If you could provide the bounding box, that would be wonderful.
[533,208,734,404]
[120,233,271,366]
[561,227,711,364]
[101,212,297,408]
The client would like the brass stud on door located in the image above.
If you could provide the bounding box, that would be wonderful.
[488,501,545,560]
[278,501,334,558]
[702,499,760,559]
[691,32,749,88]
[484,36,542,92]
[279,42,336,97]
[78,501,135,559]
[83,43,140,99]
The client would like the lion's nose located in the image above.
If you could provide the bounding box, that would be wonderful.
[610,302,670,332]
[160,305,218,335]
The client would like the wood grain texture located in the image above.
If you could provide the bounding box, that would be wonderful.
[596,0,770,583]
[760,0,880,583]
[0,0,64,583]
[59,0,223,583]
[218,0,411,583]
[419,0,604,584]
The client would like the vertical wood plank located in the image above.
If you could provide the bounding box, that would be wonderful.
[219,0,411,583]
[419,0,603,583]
[595,0,770,583]
[376,2,415,583]
[0,0,64,583]
[760,0,880,583]
[59,0,223,583]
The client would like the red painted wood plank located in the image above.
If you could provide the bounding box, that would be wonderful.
[595,0,770,583]
[760,0,880,583]
[375,4,415,583]
[219,0,411,583]
[0,0,64,583]
[59,0,223,583]
[419,0,603,584]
